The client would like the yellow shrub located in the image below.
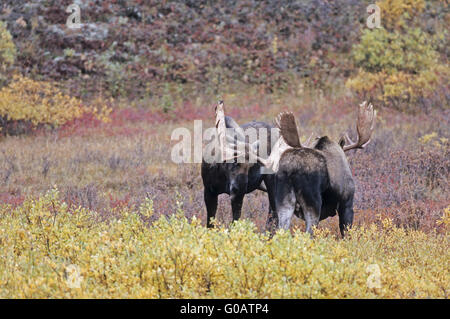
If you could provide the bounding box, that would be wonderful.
[89,95,113,124]
[0,188,448,298]
[0,75,111,130]
[377,0,425,30]
[437,206,450,231]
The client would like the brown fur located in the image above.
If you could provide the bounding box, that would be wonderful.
[202,116,277,228]
[272,136,355,236]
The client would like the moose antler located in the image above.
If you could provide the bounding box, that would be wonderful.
[275,112,302,148]
[274,112,317,148]
[215,100,247,162]
[216,103,318,172]
[342,101,376,152]
[215,101,290,171]
[215,100,228,161]
[304,132,317,148]
[257,132,291,172]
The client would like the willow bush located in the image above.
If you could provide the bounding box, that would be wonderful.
[0,188,448,298]
[0,75,111,135]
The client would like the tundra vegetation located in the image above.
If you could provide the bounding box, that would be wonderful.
[0,188,448,298]
[0,0,448,298]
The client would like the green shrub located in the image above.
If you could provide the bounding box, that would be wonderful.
[0,21,15,67]
[0,21,16,86]
[346,0,449,111]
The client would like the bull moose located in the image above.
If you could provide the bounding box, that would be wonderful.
[201,101,277,228]
[272,102,376,236]
[214,100,376,236]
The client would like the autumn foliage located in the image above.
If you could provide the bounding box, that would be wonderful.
[346,0,449,111]
[0,75,111,134]
[0,0,448,299]
[0,188,448,298]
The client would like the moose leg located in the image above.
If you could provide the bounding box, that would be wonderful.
[303,204,321,236]
[276,192,295,230]
[265,207,278,233]
[204,189,218,228]
[230,193,245,222]
[292,179,322,236]
[275,179,296,230]
[295,190,321,236]
[338,198,354,237]
[264,175,278,232]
